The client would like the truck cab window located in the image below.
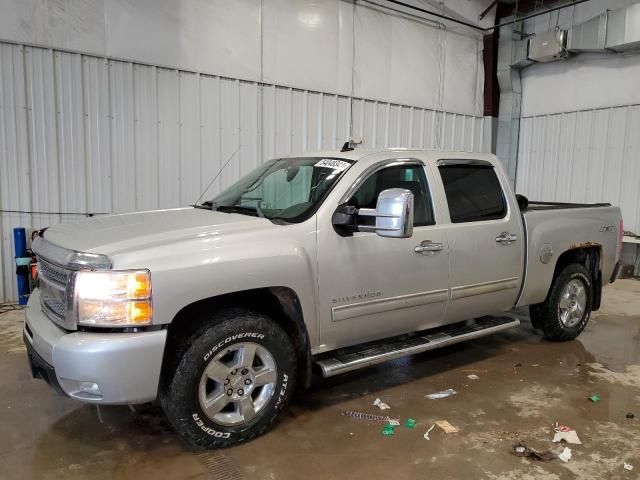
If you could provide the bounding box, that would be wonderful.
[347,164,435,227]
[438,164,506,223]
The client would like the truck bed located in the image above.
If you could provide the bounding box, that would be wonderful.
[516,202,622,308]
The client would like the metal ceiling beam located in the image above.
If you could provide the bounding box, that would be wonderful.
[377,0,594,32]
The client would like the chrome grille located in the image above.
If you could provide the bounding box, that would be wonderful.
[41,294,66,317]
[39,259,69,287]
[37,257,72,329]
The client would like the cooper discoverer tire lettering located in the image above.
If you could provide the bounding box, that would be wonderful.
[160,308,297,448]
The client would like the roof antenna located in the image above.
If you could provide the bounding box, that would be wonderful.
[194,145,241,205]
[340,136,363,152]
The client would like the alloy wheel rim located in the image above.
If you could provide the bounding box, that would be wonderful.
[198,342,277,426]
[558,278,587,328]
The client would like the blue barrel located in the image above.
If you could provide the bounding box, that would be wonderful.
[13,228,29,305]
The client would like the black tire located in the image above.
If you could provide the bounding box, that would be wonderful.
[529,263,593,342]
[160,308,297,449]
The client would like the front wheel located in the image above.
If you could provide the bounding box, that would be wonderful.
[161,309,297,448]
[530,263,593,342]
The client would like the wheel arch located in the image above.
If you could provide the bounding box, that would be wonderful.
[551,246,602,310]
[161,287,313,390]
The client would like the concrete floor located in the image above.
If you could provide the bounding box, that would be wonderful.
[1,280,639,480]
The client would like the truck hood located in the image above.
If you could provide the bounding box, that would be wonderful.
[42,207,272,256]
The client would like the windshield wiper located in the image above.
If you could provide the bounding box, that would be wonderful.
[216,205,265,218]
[193,200,216,210]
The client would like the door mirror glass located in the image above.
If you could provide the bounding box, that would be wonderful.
[358,188,414,238]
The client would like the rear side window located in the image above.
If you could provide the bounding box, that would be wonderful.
[438,165,506,223]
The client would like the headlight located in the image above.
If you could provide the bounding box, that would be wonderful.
[75,270,152,326]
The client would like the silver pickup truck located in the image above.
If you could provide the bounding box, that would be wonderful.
[24,148,623,448]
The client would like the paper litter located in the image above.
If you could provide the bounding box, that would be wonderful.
[435,420,459,434]
[373,398,390,410]
[424,424,435,440]
[558,447,572,462]
[425,388,457,400]
[552,423,582,445]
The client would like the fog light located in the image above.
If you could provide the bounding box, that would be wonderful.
[79,382,101,396]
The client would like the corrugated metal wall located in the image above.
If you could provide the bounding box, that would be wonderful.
[0,42,489,301]
[516,105,640,233]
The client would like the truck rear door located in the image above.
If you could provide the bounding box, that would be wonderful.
[432,158,524,323]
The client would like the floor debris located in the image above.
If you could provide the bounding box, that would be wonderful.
[588,394,601,403]
[623,462,634,471]
[435,420,458,434]
[404,418,416,429]
[558,447,572,462]
[381,423,396,436]
[342,411,391,422]
[467,374,480,380]
[425,388,457,399]
[424,424,435,440]
[552,423,582,445]
[373,398,390,410]
[510,442,555,461]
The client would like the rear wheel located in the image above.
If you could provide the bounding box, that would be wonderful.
[161,309,297,448]
[530,263,593,341]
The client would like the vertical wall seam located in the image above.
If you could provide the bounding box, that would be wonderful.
[132,62,138,210]
[52,51,63,222]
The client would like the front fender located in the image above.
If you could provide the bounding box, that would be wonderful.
[110,221,319,346]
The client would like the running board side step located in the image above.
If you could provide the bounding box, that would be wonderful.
[314,316,520,378]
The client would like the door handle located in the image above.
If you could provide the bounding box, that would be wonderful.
[495,232,518,245]
[414,240,444,255]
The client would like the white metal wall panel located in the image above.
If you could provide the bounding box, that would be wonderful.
[200,76,223,199]
[262,0,353,95]
[110,60,136,213]
[517,106,640,234]
[0,42,488,301]
[83,56,112,214]
[350,101,486,152]
[157,69,180,209]
[133,64,159,211]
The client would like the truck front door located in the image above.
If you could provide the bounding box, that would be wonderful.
[316,159,450,351]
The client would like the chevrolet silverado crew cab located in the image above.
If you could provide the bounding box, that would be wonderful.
[24,148,623,448]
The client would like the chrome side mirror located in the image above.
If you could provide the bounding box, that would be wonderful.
[358,188,414,238]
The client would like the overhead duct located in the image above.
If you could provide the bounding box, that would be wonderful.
[510,3,640,66]
[567,11,608,51]
[565,3,640,54]
[606,3,640,51]
[496,17,525,184]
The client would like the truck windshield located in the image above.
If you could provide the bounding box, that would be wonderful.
[207,157,353,223]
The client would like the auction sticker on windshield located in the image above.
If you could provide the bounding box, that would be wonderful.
[314,159,351,172]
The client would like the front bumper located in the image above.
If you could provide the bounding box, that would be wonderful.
[24,290,167,404]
